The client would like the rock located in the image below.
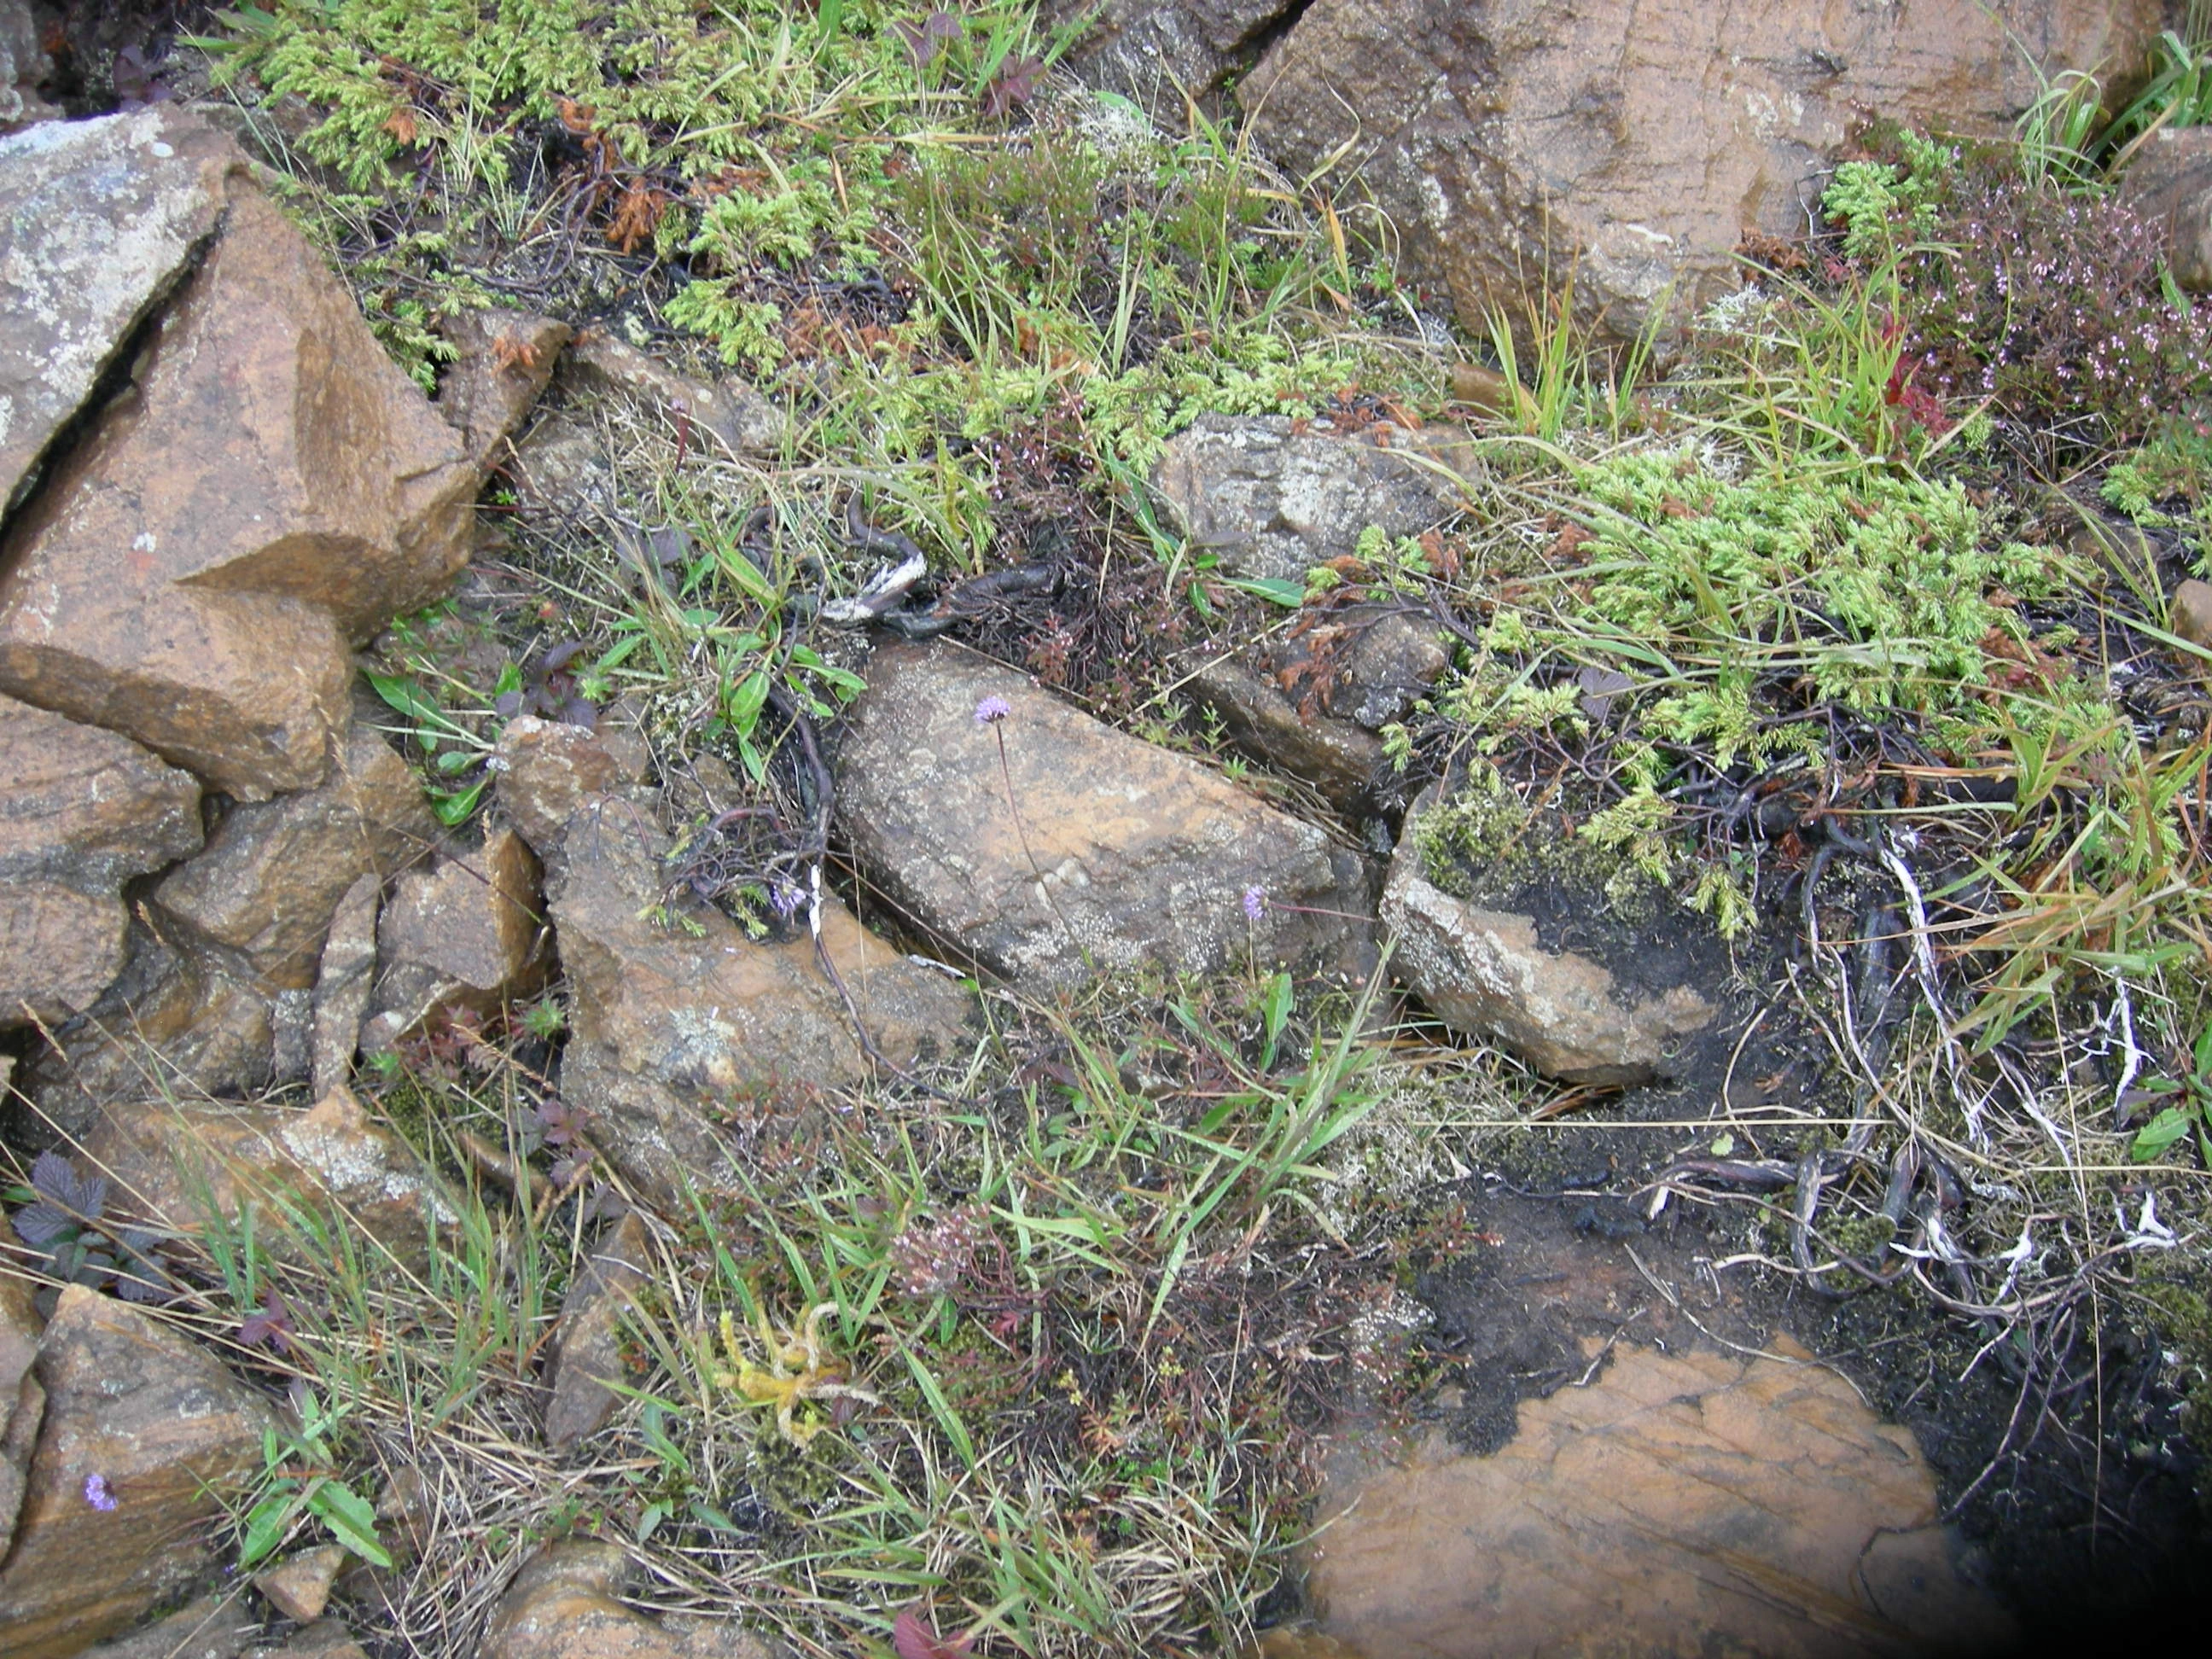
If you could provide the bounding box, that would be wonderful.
[561,327,784,457]
[1187,605,1451,810]
[1044,0,1289,105]
[359,827,547,1051]
[509,410,611,515]
[1300,1337,2014,1658]
[2121,126,2212,292]
[1242,0,2162,346]
[544,1212,653,1449]
[492,714,643,853]
[0,107,243,512]
[311,872,382,1099]
[835,643,1373,987]
[2171,578,2212,655]
[0,0,57,131]
[79,1592,262,1659]
[27,923,279,1140]
[1186,654,1383,811]
[254,1545,347,1623]
[247,1623,370,1659]
[547,798,971,1203]
[0,1284,274,1658]
[436,308,573,466]
[0,177,476,798]
[483,1543,779,1659]
[1151,415,1465,583]
[151,723,436,992]
[0,1271,41,1560]
[0,695,202,1026]
[78,1084,443,1256]
[1382,786,1717,1085]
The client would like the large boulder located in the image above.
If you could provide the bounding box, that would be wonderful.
[0,107,242,513]
[545,795,972,1205]
[0,151,476,797]
[1237,0,2163,344]
[0,695,202,1026]
[0,1285,274,1658]
[835,643,1374,987]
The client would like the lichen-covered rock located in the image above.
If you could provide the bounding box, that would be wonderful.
[0,1285,273,1658]
[78,1084,444,1256]
[1242,0,2161,346]
[0,695,201,1025]
[79,1592,262,1659]
[492,714,643,853]
[1151,414,1466,584]
[548,797,971,1203]
[1043,0,1290,105]
[543,1212,653,1450]
[0,175,475,797]
[0,107,242,512]
[0,1271,40,1563]
[560,327,784,457]
[835,643,1374,987]
[311,872,382,1099]
[1382,787,1717,1085]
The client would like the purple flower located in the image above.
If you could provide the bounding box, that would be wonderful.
[84,1474,117,1512]
[974,696,1011,725]
[1242,885,1266,923]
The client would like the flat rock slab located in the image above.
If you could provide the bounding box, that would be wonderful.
[547,797,972,1202]
[485,1543,777,1659]
[0,1284,273,1658]
[0,106,244,513]
[1152,414,1466,584]
[835,643,1373,988]
[0,694,201,1024]
[2122,125,2212,291]
[1301,1338,2015,1658]
[0,176,474,798]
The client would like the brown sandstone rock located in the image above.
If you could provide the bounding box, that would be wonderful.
[835,643,1374,987]
[484,1543,779,1659]
[253,1544,347,1623]
[79,1592,262,1659]
[0,696,202,1025]
[493,714,642,853]
[2171,576,2212,655]
[0,107,242,512]
[1242,0,2161,346]
[561,327,784,457]
[1382,788,1715,1085]
[359,827,547,1052]
[436,308,573,466]
[2122,125,2212,292]
[543,1212,654,1449]
[0,1284,274,1658]
[151,723,435,993]
[78,1084,443,1255]
[0,180,475,798]
[1152,414,1466,584]
[548,797,971,1202]
[1301,1338,2013,1657]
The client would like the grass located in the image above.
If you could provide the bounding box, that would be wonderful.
[8,2,2212,1650]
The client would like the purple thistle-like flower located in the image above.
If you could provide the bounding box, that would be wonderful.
[974,696,1012,725]
[84,1474,117,1512]
[1242,885,1266,923]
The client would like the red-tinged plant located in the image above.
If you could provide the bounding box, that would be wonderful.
[893,1605,975,1659]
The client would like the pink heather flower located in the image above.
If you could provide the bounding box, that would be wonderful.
[84,1474,117,1512]
[1242,885,1266,923]
[974,696,1011,725]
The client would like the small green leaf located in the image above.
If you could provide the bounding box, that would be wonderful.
[718,546,778,607]
[308,1480,393,1569]
[239,1487,303,1568]
[429,778,489,826]
[1225,577,1307,608]
[726,668,771,734]
[636,1499,671,1544]
[363,670,444,727]
[2130,1106,2194,1161]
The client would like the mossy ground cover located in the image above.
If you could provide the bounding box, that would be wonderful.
[8,3,2212,1650]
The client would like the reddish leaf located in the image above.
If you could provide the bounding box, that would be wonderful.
[893,1607,974,1659]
